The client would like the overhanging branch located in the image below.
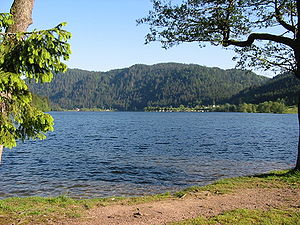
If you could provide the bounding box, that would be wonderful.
[224,33,295,48]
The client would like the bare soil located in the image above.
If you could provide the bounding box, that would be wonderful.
[62,188,300,225]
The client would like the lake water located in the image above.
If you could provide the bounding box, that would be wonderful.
[0,112,298,199]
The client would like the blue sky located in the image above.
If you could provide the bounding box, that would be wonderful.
[2,0,247,74]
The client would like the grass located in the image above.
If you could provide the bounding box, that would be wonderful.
[168,209,300,225]
[174,169,300,197]
[0,195,82,224]
[169,169,300,225]
[0,169,299,225]
[0,193,174,224]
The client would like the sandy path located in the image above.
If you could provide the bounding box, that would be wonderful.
[64,188,299,225]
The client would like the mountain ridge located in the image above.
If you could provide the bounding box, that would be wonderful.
[29,63,269,110]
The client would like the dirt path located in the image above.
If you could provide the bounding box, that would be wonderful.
[62,188,300,225]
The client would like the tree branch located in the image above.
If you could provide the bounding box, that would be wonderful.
[275,10,295,32]
[274,0,295,33]
[224,33,295,48]
[297,0,300,40]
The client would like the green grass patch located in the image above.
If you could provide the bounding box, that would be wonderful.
[173,169,300,197]
[169,209,300,225]
[0,195,83,224]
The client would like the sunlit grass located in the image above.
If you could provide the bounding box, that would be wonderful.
[169,209,300,225]
[174,169,300,197]
[0,196,82,224]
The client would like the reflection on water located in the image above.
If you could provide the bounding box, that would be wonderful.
[0,112,297,198]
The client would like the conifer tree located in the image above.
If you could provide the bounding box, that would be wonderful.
[0,0,71,162]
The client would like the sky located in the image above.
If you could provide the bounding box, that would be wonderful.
[1,0,270,76]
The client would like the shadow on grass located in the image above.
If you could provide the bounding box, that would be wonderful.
[252,169,300,183]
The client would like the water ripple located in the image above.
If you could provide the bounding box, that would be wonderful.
[0,112,297,199]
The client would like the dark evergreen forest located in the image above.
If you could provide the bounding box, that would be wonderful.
[28,63,268,111]
[226,73,300,106]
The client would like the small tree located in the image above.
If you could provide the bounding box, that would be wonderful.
[0,0,71,162]
[138,0,300,169]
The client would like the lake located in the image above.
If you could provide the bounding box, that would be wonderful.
[0,112,298,199]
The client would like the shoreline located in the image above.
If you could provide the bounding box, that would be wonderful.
[0,169,299,225]
[49,110,298,114]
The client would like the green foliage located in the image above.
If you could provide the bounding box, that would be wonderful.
[0,13,14,32]
[138,0,251,48]
[284,106,298,114]
[0,13,71,149]
[138,0,296,75]
[215,101,288,114]
[1,22,71,82]
[29,63,267,111]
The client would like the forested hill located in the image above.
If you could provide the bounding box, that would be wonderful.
[226,73,300,105]
[28,63,268,111]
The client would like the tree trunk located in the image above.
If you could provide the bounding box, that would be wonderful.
[296,91,300,170]
[6,0,35,33]
[0,145,3,163]
[0,0,35,163]
[294,0,300,171]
